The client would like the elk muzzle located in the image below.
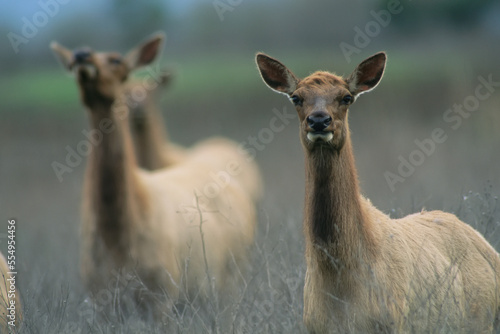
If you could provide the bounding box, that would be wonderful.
[306,111,333,142]
[71,48,97,79]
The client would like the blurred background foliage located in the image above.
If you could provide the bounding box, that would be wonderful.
[1,0,499,207]
[1,0,499,109]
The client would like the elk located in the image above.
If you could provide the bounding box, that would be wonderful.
[124,72,186,170]
[0,251,22,331]
[256,52,500,333]
[50,34,261,318]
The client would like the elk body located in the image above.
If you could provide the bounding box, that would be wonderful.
[51,34,261,317]
[123,73,186,170]
[256,52,500,333]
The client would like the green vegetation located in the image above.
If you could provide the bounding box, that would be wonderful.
[0,51,474,115]
[0,69,79,112]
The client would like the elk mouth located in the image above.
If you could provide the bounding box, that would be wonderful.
[306,131,333,143]
[72,63,97,81]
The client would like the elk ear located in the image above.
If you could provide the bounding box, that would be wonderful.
[50,41,74,71]
[347,52,386,96]
[125,32,165,70]
[157,71,173,88]
[256,53,299,95]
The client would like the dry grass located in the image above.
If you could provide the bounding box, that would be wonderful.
[9,184,499,333]
[3,89,500,332]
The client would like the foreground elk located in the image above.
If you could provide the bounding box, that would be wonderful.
[50,34,261,318]
[256,52,500,333]
[124,72,186,170]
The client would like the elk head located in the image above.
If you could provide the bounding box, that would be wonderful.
[50,33,164,110]
[256,52,386,152]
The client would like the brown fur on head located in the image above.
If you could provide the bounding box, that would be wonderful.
[256,52,386,152]
[50,32,165,109]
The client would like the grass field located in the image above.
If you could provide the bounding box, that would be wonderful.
[2,49,500,333]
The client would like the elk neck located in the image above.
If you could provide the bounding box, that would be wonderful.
[303,132,376,269]
[131,102,170,170]
[84,98,149,255]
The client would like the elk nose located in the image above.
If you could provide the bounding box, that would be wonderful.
[73,49,91,63]
[307,113,332,132]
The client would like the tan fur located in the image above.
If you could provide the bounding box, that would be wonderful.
[257,52,500,333]
[123,76,261,198]
[51,35,262,317]
[123,74,187,170]
[0,252,22,331]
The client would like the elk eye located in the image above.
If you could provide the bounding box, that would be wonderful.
[290,95,303,106]
[341,95,353,105]
[108,57,122,65]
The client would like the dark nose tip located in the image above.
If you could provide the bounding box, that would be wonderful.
[307,112,332,132]
[73,49,91,63]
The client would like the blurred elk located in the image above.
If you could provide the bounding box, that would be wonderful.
[257,51,500,333]
[0,251,22,331]
[123,73,186,170]
[50,33,262,318]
